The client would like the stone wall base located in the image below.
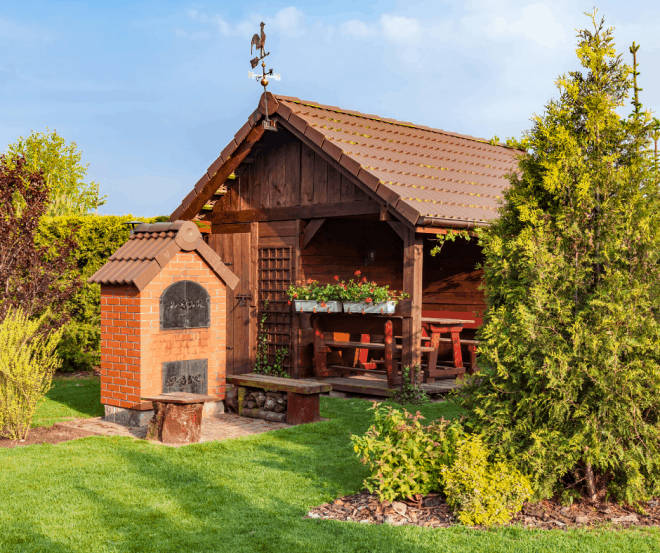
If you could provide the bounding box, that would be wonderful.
[104,400,225,427]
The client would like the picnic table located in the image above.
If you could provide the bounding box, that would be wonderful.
[309,313,474,388]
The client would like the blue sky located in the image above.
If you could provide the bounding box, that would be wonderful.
[2,1,659,216]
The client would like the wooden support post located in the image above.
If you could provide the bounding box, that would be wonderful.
[402,228,423,384]
[313,318,329,378]
[384,320,399,388]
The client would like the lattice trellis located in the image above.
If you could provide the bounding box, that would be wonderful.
[258,247,292,367]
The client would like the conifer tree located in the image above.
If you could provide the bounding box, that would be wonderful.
[461,12,660,503]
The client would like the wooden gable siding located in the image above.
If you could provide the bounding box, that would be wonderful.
[211,134,370,216]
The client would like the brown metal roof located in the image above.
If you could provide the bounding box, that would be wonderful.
[88,221,239,291]
[171,93,521,227]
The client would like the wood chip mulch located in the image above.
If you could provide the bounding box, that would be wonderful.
[306,492,660,529]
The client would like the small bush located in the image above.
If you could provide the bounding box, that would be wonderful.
[442,435,532,526]
[392,365,430,406]
[351,403,465,501]
[0,308,64,440]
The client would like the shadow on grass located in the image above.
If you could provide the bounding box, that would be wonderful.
[32,378,104,427]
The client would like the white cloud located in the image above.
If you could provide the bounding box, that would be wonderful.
[381,15,422,42]
[186,7,306,39]
[271,7,306,38]
[494,4,566,48]
[341,19,377,38]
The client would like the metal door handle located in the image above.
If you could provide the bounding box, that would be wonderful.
[227,347,234,350]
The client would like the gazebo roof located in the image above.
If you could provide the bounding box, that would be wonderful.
[171,92,521,227]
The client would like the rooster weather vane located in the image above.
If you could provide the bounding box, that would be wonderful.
[248,22,280,131]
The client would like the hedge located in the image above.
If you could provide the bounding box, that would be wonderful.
[37,215,169,371]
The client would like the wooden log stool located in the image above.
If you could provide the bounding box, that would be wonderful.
[142,392,217,444]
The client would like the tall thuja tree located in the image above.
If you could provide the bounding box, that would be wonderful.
[461,13,660,503]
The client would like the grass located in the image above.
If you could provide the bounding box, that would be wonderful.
[32,377,105,427]
[1,392,658,552]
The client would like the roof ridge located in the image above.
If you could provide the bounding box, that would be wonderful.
[276,96,515,151]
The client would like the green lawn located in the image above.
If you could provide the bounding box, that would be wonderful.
[32,377,105,427]
[1,392,658,552]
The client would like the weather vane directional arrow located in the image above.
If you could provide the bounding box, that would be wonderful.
[248,22,280,131]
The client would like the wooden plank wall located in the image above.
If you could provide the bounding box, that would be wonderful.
[215,138,370,214]
[421,239,485,326]
[299,218,404,288]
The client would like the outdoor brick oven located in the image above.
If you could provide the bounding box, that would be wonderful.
[89,221,238,426]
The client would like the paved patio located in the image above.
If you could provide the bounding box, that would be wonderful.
[58,413,290,447]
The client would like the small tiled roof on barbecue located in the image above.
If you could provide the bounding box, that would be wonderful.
[171,92,521,226]
[88,221,239,291]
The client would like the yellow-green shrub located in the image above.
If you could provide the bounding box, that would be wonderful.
[0,308,63,440]
[442,435,533,526]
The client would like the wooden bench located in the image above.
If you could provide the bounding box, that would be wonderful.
[141,392,218,444]
[226,373,332,425]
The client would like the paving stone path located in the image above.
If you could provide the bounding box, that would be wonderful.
[59,413,290,447]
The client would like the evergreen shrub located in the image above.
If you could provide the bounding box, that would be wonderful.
[461,13,660,503]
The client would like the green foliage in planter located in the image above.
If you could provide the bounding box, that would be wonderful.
[288,271,409,305]
[460,13,660,503]
[351,403,465,501]
[0,308,64,440]
[36,214,168,371]
[442,435,532,526]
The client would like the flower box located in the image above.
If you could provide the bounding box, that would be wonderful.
[293,300,342,313]
[343,301,396,315]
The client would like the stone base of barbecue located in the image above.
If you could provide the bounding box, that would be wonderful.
[104,400,224,428]
[104,405,155,427]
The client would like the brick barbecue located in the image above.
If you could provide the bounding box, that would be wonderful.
[89,221,238,426]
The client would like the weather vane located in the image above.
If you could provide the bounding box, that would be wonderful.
[248,22,280,131]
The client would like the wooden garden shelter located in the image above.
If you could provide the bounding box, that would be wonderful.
[170,92,519,385]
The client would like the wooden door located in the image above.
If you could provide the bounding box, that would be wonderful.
[207,230,256,375]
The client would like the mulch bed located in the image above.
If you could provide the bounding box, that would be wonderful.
[0,424,98,449]
[307,491,660,529]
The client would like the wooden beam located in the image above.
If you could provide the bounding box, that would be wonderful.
[387,221,406,241]
[207,200,381,224]
[180,125,265,220]
[401,228,424,379]
[380,204,395,221]
[302,218,326,249]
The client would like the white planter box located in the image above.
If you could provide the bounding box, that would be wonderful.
[343,301,396,315]
[293,300,342,313]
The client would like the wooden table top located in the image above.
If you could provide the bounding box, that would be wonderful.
[141,392,219,404]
